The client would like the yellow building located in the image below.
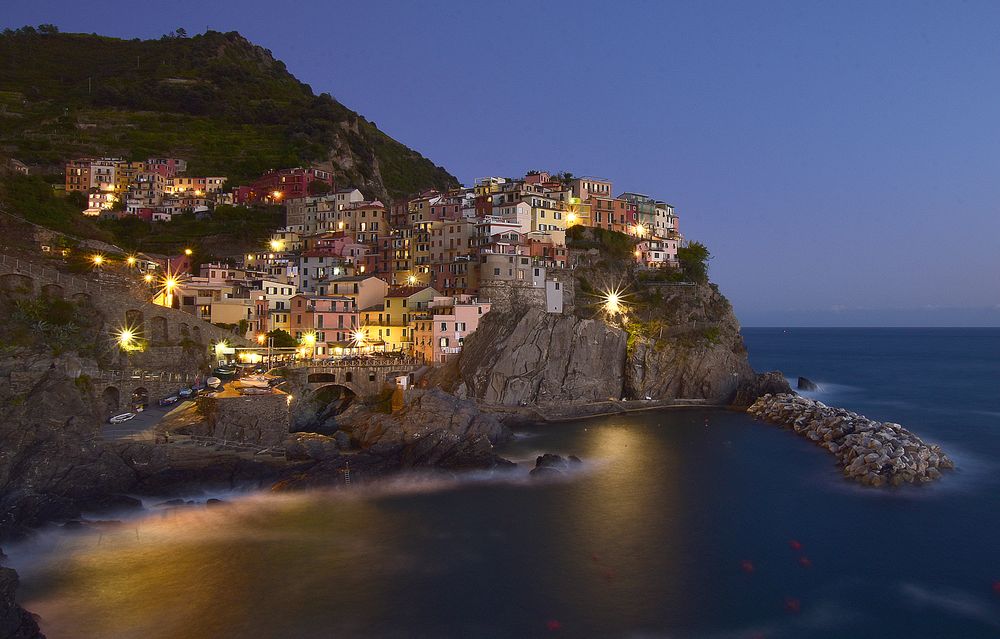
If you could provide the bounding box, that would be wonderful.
[359,285,440,352]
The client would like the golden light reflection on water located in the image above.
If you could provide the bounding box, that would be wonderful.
[21,494,408,639]
[534,420,686,623]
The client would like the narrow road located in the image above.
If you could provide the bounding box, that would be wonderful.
[101,401,194,441]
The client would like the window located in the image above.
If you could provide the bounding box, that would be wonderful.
[441,322,448,331]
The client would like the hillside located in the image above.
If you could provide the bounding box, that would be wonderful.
[0,26,459,200]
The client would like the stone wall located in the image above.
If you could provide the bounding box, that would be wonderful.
[195,393,290,447]
[0,253,247,374]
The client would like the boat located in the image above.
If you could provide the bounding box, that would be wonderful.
[236,376,270,389]
[238,387,272,396]
[212,366,237,380]
[108,412,136,424]
[206,376,222,389]
[178,387,194,398]
[159,395,179,406]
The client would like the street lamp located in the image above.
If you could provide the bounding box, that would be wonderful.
[303,332,317,361]
[184,248,193,256]
[117,327,135,349]
[143,273,154,283]
[126,255,137,267]
[92,254,104,267]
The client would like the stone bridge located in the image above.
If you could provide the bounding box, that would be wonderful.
[288,357,425,398]
[0,253,246,370]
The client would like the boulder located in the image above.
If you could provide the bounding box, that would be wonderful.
[0,566,43,639]
[747,393,952,487]
[797,377,819,391]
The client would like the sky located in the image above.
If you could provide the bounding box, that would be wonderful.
[5,0,1000,326]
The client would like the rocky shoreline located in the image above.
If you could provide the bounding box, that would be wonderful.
[747,393,954,487]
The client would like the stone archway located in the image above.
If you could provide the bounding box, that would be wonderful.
[191,325,203,344]
[150,316,169,344]
[125,309,145,336]
[101,386,120,415]
[40,283,64,299]
[0,273,34,298]
[180,323,190,340]
[131,387,149,409]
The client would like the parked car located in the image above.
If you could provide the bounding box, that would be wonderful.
[159,395,179,406]
[108,412,136,424]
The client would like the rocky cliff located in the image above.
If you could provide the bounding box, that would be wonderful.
[0,565,41,639]
[284,389,513,481]
[454,282,785,408]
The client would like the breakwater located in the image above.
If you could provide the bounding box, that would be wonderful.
[747,393,953,486]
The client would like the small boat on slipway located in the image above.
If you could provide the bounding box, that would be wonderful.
[236,375,271,389]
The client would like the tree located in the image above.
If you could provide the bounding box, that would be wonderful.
[266,329,296,348]
[677,241,711,284]
[176,27,188,38]
[65,190,87,210]
[307,179,331,196]
[37,24,59,34]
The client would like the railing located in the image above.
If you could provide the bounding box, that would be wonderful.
[297,355,423,369]
[0,253,94,292]
[85,368,199,383]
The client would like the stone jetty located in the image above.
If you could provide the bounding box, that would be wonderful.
[747,393,953,487]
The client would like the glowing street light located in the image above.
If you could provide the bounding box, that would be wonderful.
[269,240,283,251]
[117,327,135,349]
[126,255,137,267]
[601,287,628,317]
[567,212,577,225]
[272,191,283,201]
[257,333,268,345]
[407,274,418,285]
[143,273,154,283]
[303,332,317,347]
[634,224,647,238]
[91,254,104,267]
[352,329,367,349]
[184,248,193,256]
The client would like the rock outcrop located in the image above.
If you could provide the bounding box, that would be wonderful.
[455,308,628,405]
[0,354,152,539]
[0,566,42,639]
[336,389,512,469]
[283,389,514,479]
[797,376,819,391]
[454,283,787,408]
[748,394,954,487]
[529,453,582,478]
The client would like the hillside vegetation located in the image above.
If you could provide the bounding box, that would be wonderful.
[0,26,459,200]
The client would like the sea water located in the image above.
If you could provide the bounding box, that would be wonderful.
[7,328,1000,638]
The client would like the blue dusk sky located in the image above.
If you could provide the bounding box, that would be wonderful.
[4,1,1000,326]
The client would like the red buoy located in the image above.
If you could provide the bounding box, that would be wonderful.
[546,620,562,632]
[784,597,801,613]
[798,556,812,568]
[788,539,803,551]
[740,560,755,573]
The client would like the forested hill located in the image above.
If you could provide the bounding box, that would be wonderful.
[0,26,459,200]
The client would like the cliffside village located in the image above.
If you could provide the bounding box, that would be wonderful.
[64,158,685,365]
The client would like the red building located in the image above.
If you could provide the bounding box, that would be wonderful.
[236,168,335,204]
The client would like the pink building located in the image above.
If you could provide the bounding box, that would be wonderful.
[146,158,187,178]
[413,295,492,364]
[290,294,359,357]
[236,167,334,204]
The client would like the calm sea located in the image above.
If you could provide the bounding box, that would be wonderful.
[7,328,1000,638]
